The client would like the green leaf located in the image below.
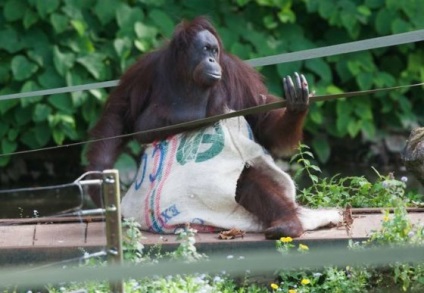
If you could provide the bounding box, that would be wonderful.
[14,105,33,126]
[134,39,150,53]
[52,128,65,145]
[21,28,49,50]
[305,58,332,82]
[76,53,106,79]
[114,37,132,59]
[134,22,158,39]
[114,153,137,175]
[27,50,44,66]
[0,124,8,139]
[276,62,302,79]
[357,5,372,17]
[362,119,376,139]
[375,9,395,35]
[94,0,120,25]
[4,0,26,21]
[8,129,18,141]
[0,99,19,114]
[347,120,362,138]
[149,9,175,37]
[309,103,323,124]
[21,128,39,149]
[0,61,11,83]
[356,72,373,90]
[116,5,144,36]
[64,35,95,53]
[312,136,331,163]
[70,19,86,36]
[35,0,59,18]
[0,27,21,53]
[365,0,384,9]
[11,55,39,81]
[230,42,251,60]
[391,18,409,34]
[23,9,39,29]
[263,15,278,29]
[50,13,69,34]
[34,124,51,146]
[53,46,75,76]
[353,99,373,120]
[38,67,66,89]
[277,6,296,23]
[20,81,42,107]
[0,156,11,167]
[336,101,352,135]
[317,0,337,18]
[48,94,74,113]
[236,0,250,6]
[1,139,17,155]
[336,100,353,117]
[33,104,52,122]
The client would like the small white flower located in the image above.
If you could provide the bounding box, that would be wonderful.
[213,276,223,283]
[313,272,323,278]
[408,231,415,238]
[401,176,408,183]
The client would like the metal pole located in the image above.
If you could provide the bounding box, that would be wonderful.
[102,169,124,293]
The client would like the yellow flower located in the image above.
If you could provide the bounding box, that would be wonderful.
[280,236,293,243]
[298,244,309,251]
[383,215,390,222]
[288,289,297,293]
[301,278,311,285]
[270,283,279,290]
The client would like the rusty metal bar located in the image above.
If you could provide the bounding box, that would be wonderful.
[102,169,124,293]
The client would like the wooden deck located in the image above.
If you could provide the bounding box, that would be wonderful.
[0,209,423,265]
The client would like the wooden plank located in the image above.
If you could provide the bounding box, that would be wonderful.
[0,212,423,265]
[0,225,35,248]
[33,223,88,247]
[0,212,422,249]
[85,222,107,246]
[139,212,424,244]
[0,216,105,225]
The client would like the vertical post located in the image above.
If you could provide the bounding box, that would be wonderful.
[102,169,124,293]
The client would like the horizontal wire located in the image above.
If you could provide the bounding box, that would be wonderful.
[0,29,423,101]
[0,81,422,158]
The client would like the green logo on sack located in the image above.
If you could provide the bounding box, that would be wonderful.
[176,123,225,165]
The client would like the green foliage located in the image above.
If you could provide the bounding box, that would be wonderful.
[291,144,417,208]
[122,218,145,263]
[0,0,423,170]
[270,197,424,293]
[169,225,207,262]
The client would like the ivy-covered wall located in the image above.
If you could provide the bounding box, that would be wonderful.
[0,0,423,179]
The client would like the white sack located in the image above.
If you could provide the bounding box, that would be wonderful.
[121,116,296,233]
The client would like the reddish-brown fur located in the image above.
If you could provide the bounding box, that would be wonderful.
[87,17,307,238]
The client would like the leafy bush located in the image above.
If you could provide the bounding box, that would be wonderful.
[0,0,423,173]
[291,144,418,208]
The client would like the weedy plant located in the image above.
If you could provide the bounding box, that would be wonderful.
[271,199,424,293]
[291,144,417,208]
[270,146,424,292]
